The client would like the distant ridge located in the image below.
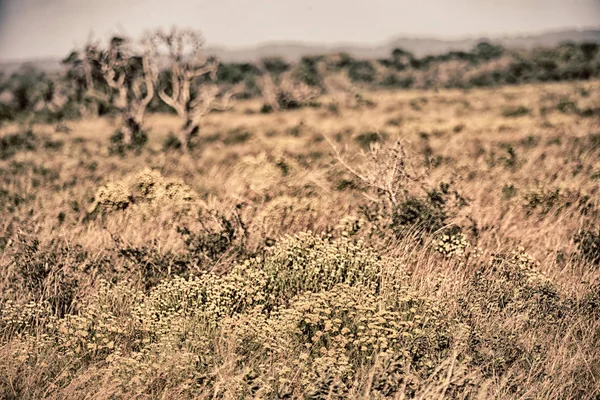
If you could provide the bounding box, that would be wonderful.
[1,28,599,73]
[208,28,600,62]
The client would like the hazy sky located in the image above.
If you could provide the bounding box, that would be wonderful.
[0,0,599,61]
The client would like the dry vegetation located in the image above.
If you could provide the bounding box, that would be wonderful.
[1,78,600,399]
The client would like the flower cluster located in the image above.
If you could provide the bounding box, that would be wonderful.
[433,232,471,258]
[0,299,51,336]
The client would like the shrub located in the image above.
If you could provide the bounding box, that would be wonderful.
[502,184,517,199]
[380,74,414,88]
[471,42,504,62]
[433,232,471,259]
[259,103,274,113]
[162,133,182,151]
[223,127,252,145]
[462,248,565,326]
[499,145,518,169]
[294,56,323,87]
[355,131,385,149]
[0,103,15,122]
[176,210,246,263]
[522,186,561,214]
[459,248,567,378]
[260,57,290,75]
[113,240,193,289]
[108,127,148,155]
[574,229,600,265]
[391,196,448,237]
[88,168,196,215]
[8,236,88,318]
[579,280,600,317]
[217,62,260,84]
[348,61,376,83]
[502,106,531,118]
[223,283,452,398]
[0,130,38,159]
[327,137,420,211]
[468,72,496,87]
[557,98,578,113]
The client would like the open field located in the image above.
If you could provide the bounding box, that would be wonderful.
[1,79,600,399]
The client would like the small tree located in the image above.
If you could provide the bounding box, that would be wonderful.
[149,27,241,151]
[472,42,504,62]
[391,48,414,71]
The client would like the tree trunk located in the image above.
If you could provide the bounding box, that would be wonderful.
[122,115,144,145]
[179,119,200,152]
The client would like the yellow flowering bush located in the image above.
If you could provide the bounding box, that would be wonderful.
[88,168,197,214]
[0,300,51,337]
[1,231,573,398]
[0,232,437,397]
[222,283,452,398]
[254,232,408,305]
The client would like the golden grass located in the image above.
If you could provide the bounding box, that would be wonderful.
[0,79,599,399]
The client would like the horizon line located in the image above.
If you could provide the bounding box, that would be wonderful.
[1,25,599,65]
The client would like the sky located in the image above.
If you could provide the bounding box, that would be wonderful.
[0,0,599,62]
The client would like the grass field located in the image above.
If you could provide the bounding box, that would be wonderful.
[1,79,599,399]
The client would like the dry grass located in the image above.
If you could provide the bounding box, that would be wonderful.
[0,79,599,399]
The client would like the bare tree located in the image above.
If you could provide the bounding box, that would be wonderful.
[62,41,105,116]
[96,36,157,148]
[63,34,157,148]
[149,27,242,151]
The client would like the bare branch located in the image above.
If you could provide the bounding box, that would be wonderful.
[324,133,424,208]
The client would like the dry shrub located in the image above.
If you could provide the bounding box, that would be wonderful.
[88,168,197,215]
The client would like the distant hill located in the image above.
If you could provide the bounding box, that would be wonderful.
[208,29,600,63]
[1,28,599,73]
[0,58,66,75]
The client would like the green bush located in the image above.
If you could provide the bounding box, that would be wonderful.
[391,196,448,236]
[580,280,600,317]
[10,236,88,318]
[471,42,504,62]
[162,133,182,151]
[459,248,567,377]
[0,130,38,159]
[294,56,323,87]
[176,212,244,262]
[355,131,385,149]
[574,229,600,265]
[260,57,290,75]
[502,106,531,118]
[557,98,578,113]
[108,127,148,156]
[380,74,414,88]
[348,61,376,83]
